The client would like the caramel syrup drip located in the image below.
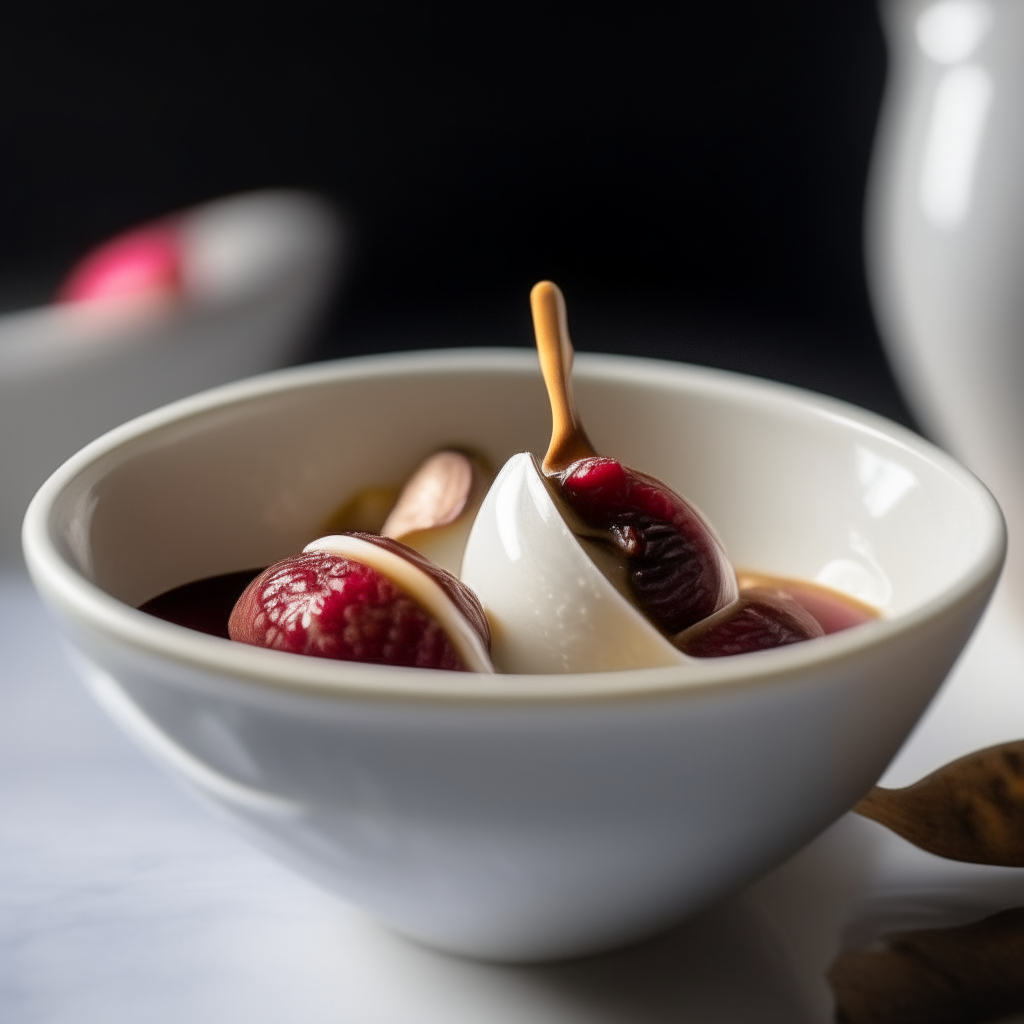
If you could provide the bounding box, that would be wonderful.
[531,280,598,475]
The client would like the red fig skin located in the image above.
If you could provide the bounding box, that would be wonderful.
[354,534,491,648]
[228,536,488,670]
[557,457,736,635]
[674,587,824,658]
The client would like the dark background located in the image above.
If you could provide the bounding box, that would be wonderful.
[0,2,914,426]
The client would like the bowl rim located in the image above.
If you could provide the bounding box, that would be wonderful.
[22,348,1007,706]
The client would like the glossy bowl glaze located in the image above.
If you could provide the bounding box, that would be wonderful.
[22,350,1005,961]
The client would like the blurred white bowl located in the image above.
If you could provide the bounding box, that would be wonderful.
[0,190,343,567]
[22,350,1004,961]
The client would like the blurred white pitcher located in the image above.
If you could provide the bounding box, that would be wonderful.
[867,0,1024,592]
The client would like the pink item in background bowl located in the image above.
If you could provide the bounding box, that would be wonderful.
[58,223,184,306]
[0,190,345,568]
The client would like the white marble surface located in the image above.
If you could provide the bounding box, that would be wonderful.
[4,569,1024,1023]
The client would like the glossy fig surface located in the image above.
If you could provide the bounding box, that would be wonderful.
[557,455,738,636]
[674,587,824,658]
[230,533,492,672]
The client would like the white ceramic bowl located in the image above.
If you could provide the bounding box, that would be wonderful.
[22,350,1004,962]
[0,190,343,568]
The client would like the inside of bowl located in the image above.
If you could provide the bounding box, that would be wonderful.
[49,356,997,620]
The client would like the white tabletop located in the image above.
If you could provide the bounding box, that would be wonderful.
[4,570,1024,1023]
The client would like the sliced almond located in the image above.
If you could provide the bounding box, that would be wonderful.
[382,451,475,536]
[381,450,491,575]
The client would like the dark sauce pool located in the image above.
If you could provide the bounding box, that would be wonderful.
[139,568,263,639]
[735,572,878,635]
[139,567,877,646]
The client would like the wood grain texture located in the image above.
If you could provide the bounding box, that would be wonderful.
[856,740,1024,866]
[829,907,1024,1024]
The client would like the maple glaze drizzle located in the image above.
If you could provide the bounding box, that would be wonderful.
[531,280,598,475]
